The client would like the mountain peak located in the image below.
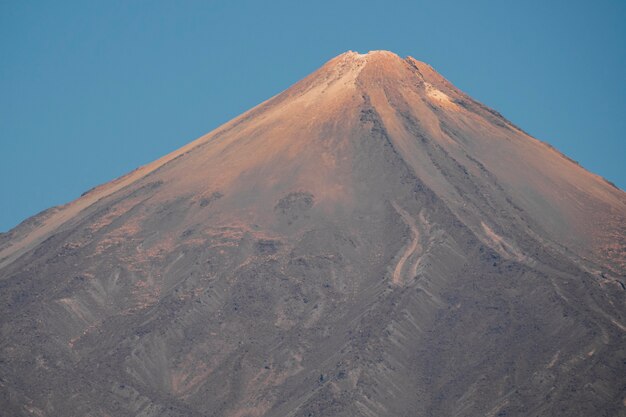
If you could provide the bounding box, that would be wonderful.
[341,49,401,58]
[1,49,624,417]
[313,50,449,98]
[330,49,407,68]
[332,50,429,70]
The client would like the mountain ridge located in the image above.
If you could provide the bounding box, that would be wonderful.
[3,50,623,269]
[1,50,624,417]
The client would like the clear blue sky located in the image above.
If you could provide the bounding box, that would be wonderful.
[1,0,625,232]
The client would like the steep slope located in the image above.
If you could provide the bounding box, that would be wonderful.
[0,51,624,417]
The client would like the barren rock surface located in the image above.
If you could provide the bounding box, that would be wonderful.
[1,50,625,417]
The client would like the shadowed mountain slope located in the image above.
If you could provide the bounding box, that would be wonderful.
[1,50,625,417]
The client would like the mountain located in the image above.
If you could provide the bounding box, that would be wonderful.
[1,50,624,417]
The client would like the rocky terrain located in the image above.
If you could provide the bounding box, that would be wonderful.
[1,50,625,417]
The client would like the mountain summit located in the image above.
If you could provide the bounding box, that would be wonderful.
[1,51,625,417]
